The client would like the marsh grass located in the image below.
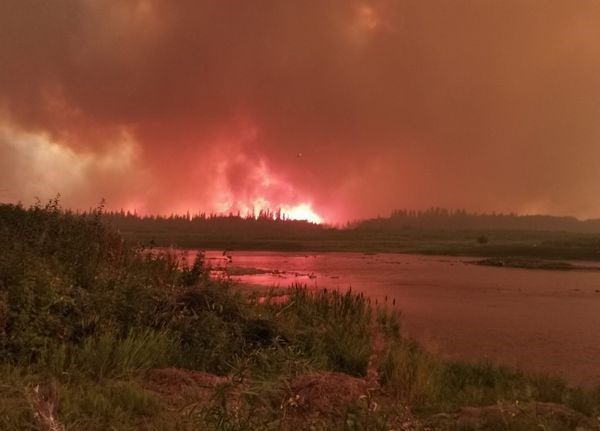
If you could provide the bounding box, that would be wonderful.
[34,330,170,381]
[270,286,373,376]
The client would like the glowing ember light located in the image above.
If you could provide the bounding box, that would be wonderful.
[209,153,324,223]
[283,203,323,224]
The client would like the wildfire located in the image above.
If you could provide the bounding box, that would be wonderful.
[282,203,323,224]
[210,152,324,224]
[235,199,323,224]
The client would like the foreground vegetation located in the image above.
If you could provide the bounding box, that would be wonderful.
[1,202,599,430]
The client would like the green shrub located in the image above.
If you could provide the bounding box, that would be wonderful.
[269,286,373,376]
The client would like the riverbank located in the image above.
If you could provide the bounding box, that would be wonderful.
[119,228,600,264]
[1,203,599,430]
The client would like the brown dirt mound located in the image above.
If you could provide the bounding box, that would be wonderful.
[143,368,228,406]
[285,372,369,417]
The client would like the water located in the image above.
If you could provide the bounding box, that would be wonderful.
[196,250,600,387]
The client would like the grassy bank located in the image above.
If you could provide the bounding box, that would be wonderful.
[118,228,600,263]
[1,202,599,430]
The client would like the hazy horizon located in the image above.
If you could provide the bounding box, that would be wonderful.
[5,199,600,226]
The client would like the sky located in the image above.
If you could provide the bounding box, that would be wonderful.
[1,0,600,223]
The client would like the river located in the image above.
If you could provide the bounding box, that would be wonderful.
[189,250,600,388]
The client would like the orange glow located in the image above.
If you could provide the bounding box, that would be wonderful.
[207,151,325,223]
[282,203,323,224]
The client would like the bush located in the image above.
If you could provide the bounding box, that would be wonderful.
[268,286,373,377]
[379,338,441,404]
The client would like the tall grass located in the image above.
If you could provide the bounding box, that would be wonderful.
[270,285,373,376]
[73,329,177,380]
[379,338,442,404]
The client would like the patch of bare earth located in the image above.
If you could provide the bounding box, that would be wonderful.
[281,370,420,430]
[279,371,370,429]
[284,371,369,417]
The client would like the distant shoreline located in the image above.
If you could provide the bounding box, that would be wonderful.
[121,230,600,263]
[470,257,600,271]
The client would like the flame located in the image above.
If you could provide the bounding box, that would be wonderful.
[282,203,323,224]
[209,151,324,223]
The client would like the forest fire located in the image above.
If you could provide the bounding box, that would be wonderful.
[3,2,600,429]
[209,155,324,223]
[282,203,322,224]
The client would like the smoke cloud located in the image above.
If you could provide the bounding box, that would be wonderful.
[2,1,600,222]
